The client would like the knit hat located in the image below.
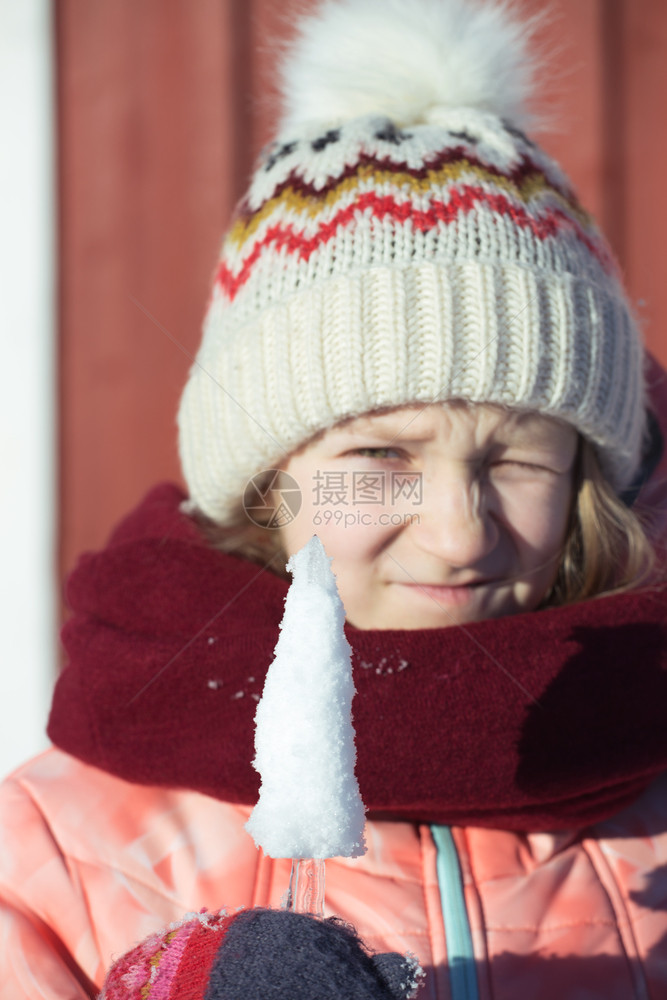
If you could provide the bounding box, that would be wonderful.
[178,0,646,526]
[99,908,423,999]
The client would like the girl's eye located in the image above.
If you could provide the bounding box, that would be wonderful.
[350,447,402,459]
[490,458,554,475]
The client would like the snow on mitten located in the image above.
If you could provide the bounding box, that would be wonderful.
[99,908,423,1000]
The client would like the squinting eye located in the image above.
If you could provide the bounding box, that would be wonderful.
[351,447,401,459]
[490,459,553,475]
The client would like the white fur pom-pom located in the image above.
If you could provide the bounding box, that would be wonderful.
[279,0,542,133]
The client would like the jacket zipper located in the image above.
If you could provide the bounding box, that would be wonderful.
[431,825,479,1000]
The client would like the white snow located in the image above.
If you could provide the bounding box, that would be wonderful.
[245,536,367,859]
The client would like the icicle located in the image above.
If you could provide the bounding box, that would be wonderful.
[245,536,367,912]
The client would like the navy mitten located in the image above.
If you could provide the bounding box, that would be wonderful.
[208,908,423,998]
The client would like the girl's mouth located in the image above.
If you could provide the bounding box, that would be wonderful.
[399,581,494,607]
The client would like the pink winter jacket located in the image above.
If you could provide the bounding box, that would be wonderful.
[1,749,667,999]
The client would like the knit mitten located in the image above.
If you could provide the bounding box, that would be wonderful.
[99,907,424,999]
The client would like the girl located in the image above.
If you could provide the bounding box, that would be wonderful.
[3,0,667,996]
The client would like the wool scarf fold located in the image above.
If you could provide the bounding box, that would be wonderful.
[48,482,667,832]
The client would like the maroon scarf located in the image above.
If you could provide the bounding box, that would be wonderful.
[48,482,667,832]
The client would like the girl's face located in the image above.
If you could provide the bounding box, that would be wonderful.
[277,403,578,630]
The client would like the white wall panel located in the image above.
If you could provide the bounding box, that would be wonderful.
[0,0,55,779]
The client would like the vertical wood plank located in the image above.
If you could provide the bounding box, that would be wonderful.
[621,0,667,364]
[57,0,250,575]
[599,0,627,261]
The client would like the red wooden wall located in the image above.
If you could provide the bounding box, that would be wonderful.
[56,0,667,581]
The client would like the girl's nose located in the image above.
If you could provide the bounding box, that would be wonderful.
[412,473,499,567]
